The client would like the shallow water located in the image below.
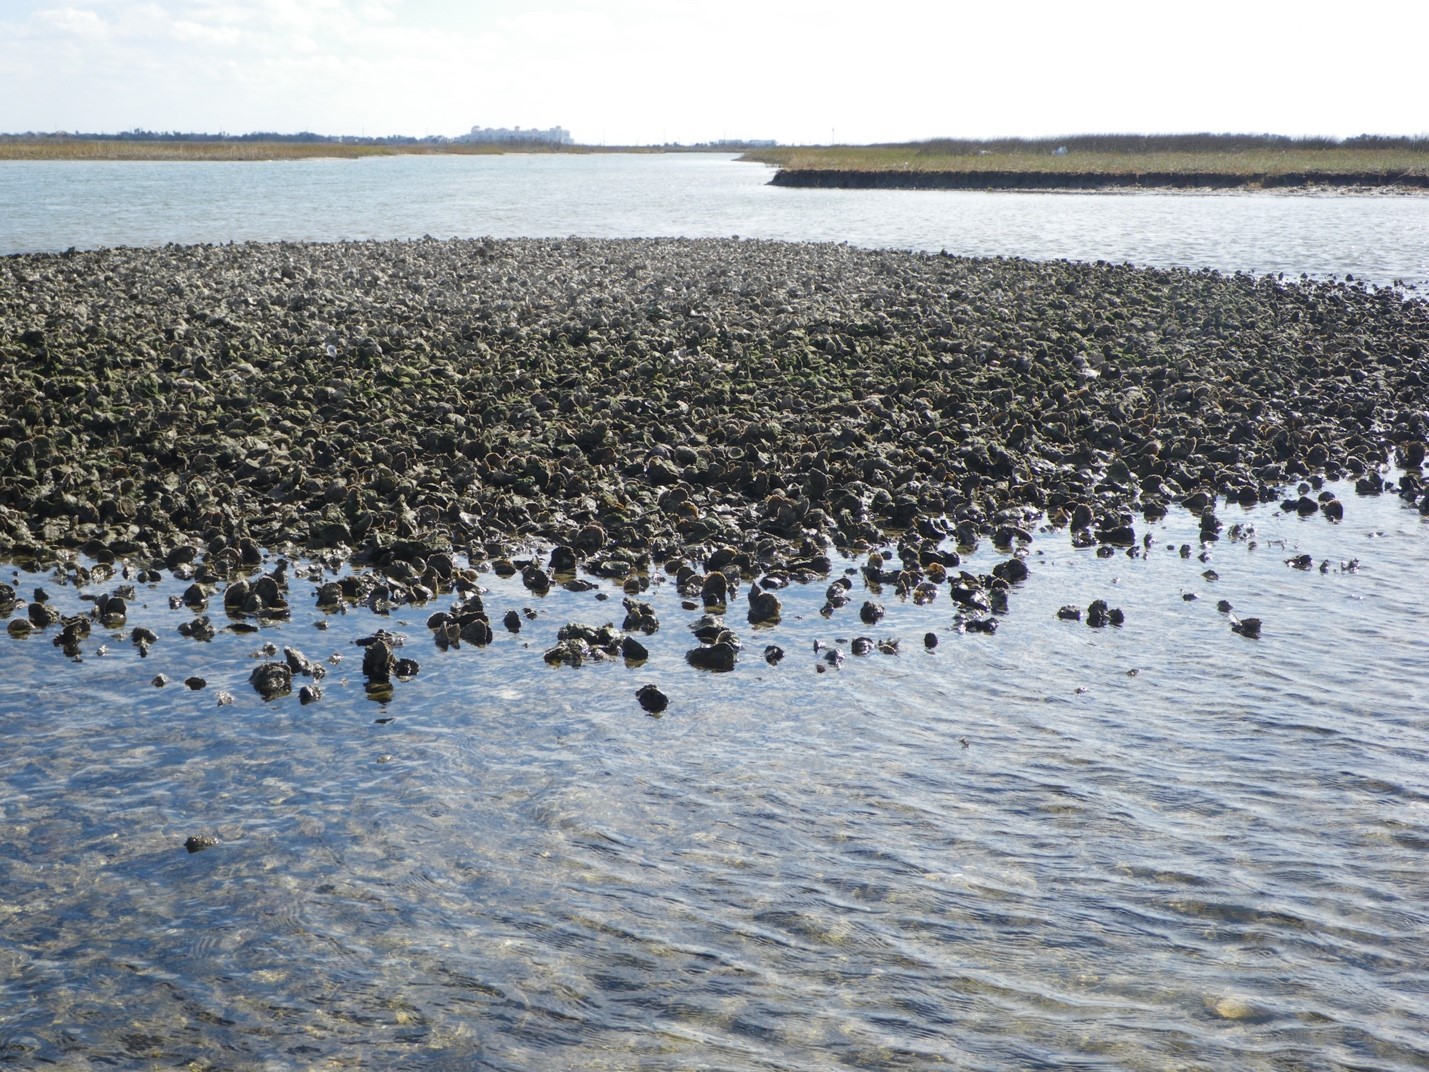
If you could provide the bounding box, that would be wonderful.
[3,482,1428,1069]
[2,153,1427,288]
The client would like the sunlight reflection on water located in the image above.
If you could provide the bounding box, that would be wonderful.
[2,154,1427,289]
[2,481,1428,1068]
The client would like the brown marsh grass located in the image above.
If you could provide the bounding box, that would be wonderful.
[741,135,1429,178]
[0,140,554,161]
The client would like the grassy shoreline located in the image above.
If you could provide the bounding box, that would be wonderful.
[0,139,640,161]
[0,140,759,162]
[741,137,1429,191]
[11,134,1426,183]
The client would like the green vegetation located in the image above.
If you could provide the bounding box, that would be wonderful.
[741,133,1429,178]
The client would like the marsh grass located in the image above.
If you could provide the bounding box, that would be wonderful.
[742,134,1429,177]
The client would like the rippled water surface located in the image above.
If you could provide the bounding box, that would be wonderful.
[3,484,1428,1069]
[3,153,1428,287]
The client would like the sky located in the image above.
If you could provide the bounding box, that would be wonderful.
[1,0,1426,146]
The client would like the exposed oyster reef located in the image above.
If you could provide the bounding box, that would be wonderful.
[3,237,1427,577]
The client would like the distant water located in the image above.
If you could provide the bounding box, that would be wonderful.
[2,483,1428,1069]
[2,152,1428,287]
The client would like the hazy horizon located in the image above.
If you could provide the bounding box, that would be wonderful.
[4,129,1426,150]
[2,1,1427,147]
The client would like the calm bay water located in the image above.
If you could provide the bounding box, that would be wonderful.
[3,152,1428,288]
[3,487,1428,1069]
[3,154,1429,1069]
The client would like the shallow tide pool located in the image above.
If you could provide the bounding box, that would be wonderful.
[2,480,1428,1070]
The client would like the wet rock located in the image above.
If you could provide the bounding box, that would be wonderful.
[359,634,397,682]
[94,592,127,625]
[1097,524,1137,546]
[457,614,493,646]
[1057,605,1083,621]
[621,597,659,634]
[431,619,459,650]
[7,620,32,638]
[283,646,324,679]
[1231,616,1263,638]
[923,631,938,649]
[184,835,218,853]
[250,662,293,699]
[686,639,739,672]
[747,584,782,625]
[851,636,874,656]
[53,616,91,655]
[764,644,785,665]
[177,616,217,641]
[544,638,592,667]
[225,578,253,610]
[558,621,626,657]
[184,676,207,690]
[636,684,669,714]
[689,614,728,644]
[620,635,649,663]
[152,673,168,687]
[949,584,988,612]
[859,601,885,625]
[590,556,633,580]
[572,523,606,555]
[706,547,742,574]
[315,581,345,608]
[700,571,729,608]
[994,557,1028,583]
[27,601,60,628]
[502,609,522,633]
[165,546,198,573]
[299,684,323,704]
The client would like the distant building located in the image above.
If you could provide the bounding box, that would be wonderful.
[460,124,572,145]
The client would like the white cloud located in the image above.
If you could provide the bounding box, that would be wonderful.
[34,5,107,37]
[167,18,241,46]
[1,0,1426,141]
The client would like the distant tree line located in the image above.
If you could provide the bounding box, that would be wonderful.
[0,129,457,145]
[894,133,1429,154]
